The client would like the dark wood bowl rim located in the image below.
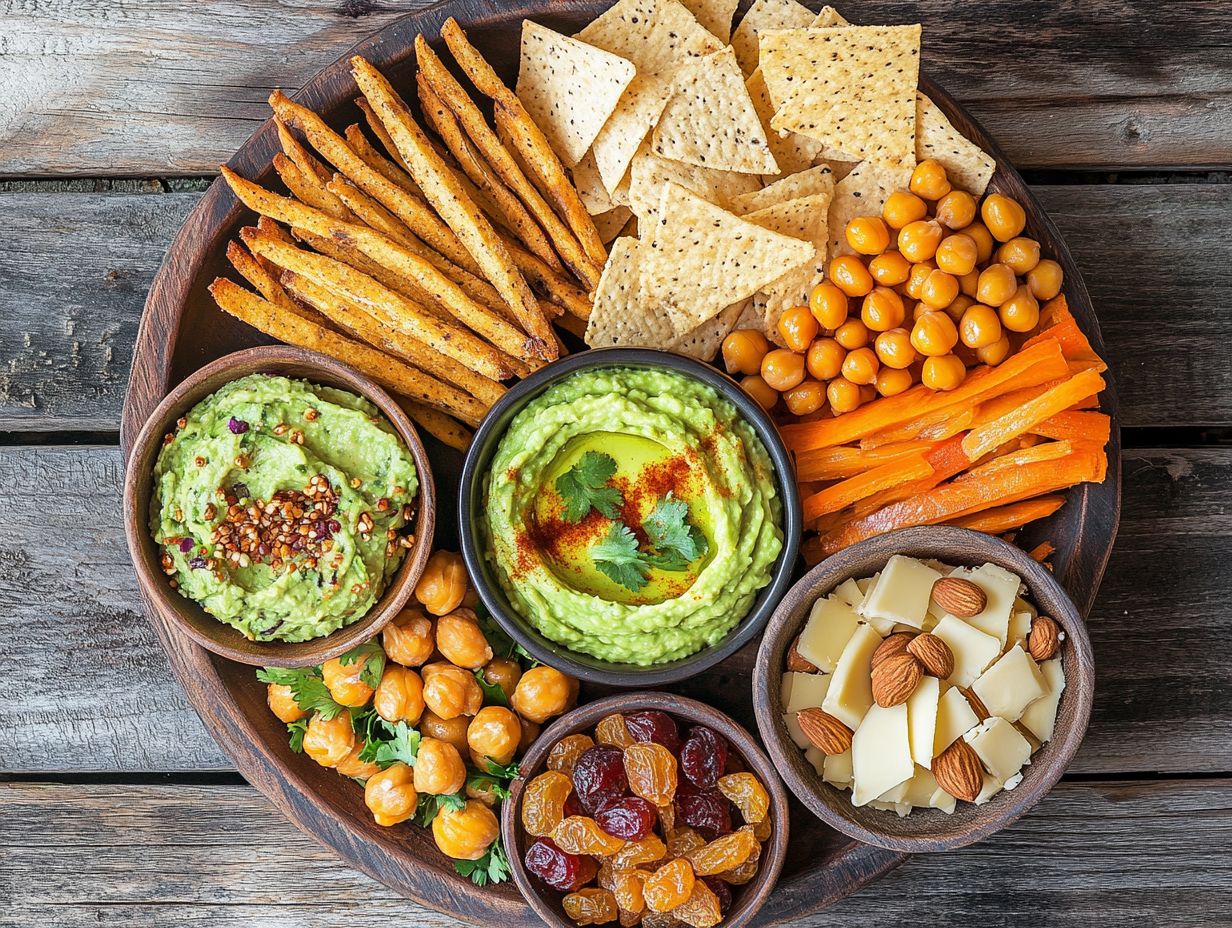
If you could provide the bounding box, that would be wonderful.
[122,344,437,667]
[502,691,792,928]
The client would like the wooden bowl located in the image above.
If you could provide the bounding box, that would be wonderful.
[752,526,1094,852]
[503,692,790,928]
[459,347,803,688]
[123,345,436,667]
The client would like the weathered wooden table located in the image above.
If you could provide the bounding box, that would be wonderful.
[2,1,1230,924]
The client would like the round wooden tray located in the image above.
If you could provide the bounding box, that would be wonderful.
[119,1,1122,923]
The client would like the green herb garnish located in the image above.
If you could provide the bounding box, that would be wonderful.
[455,839,511,887]
[413,789,466,827]
[556,451,623,522]
[643,492,708,569]
[287,718,309,753]
[473,668,510,707]
[339,640,386,689]
[591,522,653,591]
[256,666,347,720]
[370,720,421,769]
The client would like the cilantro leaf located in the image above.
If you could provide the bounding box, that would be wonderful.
[556,452,623,522]
[413,789,466,827]
[514,643,541,668]
[339,640,386,689]
[372,721,421,768]
[591,522,651,591]
[473,668,509,707]
[454,839,511,886]
[644,493,708,567]
[287,718,308,754]
[256,667,347,720]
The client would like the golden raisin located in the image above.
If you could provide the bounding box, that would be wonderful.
[522,770,574,837]
[611,869,648,918]
[685,830,758,876]
[624,743,678,805]
[674,879,723,928]
[549,733,596,776]
[717,772,770,825]
[563,888,619,926]
[609,833,668,870]
[666,826,706,858]
[552,815,627,857]
[643,858,695,913]
[596,713,635,749]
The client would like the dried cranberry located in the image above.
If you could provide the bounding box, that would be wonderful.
[624,710,681,753]
[227,417,249,434]
[572,745,628,815]
[178,537,195,553]
[680,726,728,789]
[523,837,597,892]
[702,877,732,912]
[674,789,732,840]
[328,519,342,534]
[594,796,657,841]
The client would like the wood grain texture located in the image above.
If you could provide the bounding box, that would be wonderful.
[3,1,1229,175]
[0,446,1226,776]
[1,778,1228,926]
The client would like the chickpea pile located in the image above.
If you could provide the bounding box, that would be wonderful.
[263,549,578,878]
[722,159,1063,418]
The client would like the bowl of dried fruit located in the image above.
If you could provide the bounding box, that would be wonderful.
[502,691,790,928]
[752,526,1092,852]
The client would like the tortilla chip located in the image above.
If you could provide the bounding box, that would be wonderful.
[745,67,823,178]
[743,192,832,335]
[628,143,762,225]
[822,158,860,181]
[590,75,675,196]
[592,206,633,243]
[916,92,996,195]
[669,298,750,360]
[641,183,815,334]
[730,162,834,214]
[730,0,815,76]
[812,5,849,26]
[571,150,614,214]
[652,46,778,175]
[734,298,768,333]
[577,0,722,75]
[584,238,675,347]
[762,25,921,167]
[678,0,740,43]
[827,158,914,258]
[516,21,636,167]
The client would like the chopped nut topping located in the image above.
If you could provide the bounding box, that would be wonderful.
[304,408,319,421]
[273,423,289,436]
[234,453,251,469]
[176,417,188,430]
[194,455,206,468]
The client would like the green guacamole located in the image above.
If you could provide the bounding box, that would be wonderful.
[151,374,418,643]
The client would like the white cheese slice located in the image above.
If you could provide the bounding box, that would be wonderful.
[973,773,1003,806]
[832,577,865,609]
[876,778,911,804]
[906,675,940,768]
[865,799,912,816]
[1019,657,1066,743]
[854,573,894,634]
[820,623,883,730]
[933,685,981,754]
[902,765,940,807]
[1006,610,1033,652]
[781,672,830,749]
[928,786,957,814]
[971,644,1048,722]
[796,595,860,673]
[858,555,943,629]
[933,614,1002,688]
[851,703,913,807]
[804,745,827,776]
[964,717,1033,782]
[942,563,1020,646]
[822,748,853,789]
[1013,595,1037,619]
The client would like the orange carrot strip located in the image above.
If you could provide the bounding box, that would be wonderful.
[802,453,933,523]
[952,496,1066,534]
[958,441,1074,482]
[851,434,972,517]
[961,369,1106,461]
[1027,540,1057,562]
[796,440,936,482]
[1029,410,1111,444]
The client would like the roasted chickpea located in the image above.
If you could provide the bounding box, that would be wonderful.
[834,318,870,350]
[904,261,937,300]
[976,263,1018,307]
[267,683,306,724]
[511,665,571,724]
[336,741,381,780]
[920,269,960,310]
[934,234,978,276]
[977,334,1012,366]
[783,380,827,416]
[519,718,542,754]
[981,193,1027,242]
[845,216,891,255]
[840,347,880,386]
[741,375,778,411]
[435,608,493,670]
[875,366,915,397]
[809,282,849,330]
[935,190,977,229]
[868,250,911,286]
[480,657,522,704]
[911,300,932,323]
[946,293,975,323]
[365,762,418,826]
[415,550,467,616]
[374,664,425,725]
[882,190,928,229]
[829,254,874,297]
[420,709,470,755]
[958,269,980,299]
[898,220,944,263]
[860,286,905,332]
[806,337,846,381]
[959,304,1003,349]
[302,712,355,768]
[1027,259,1064,300]
[910,159,952,201]
[412,736,467,796]
[721,329,770,376]
[760,348,806,391]
[777,305,820,352]
[467,706,522,768]
[432,799,500,861]
[911,311,960,357]
[827,377,863,414]
[997,237,1041,275]
[962,221,996,263]
[322,656,374,708]
[422,662,483,719]
[874,328,917,370]
[999,284,1041,332]
[921,354,967,391]
[383,607,435,667]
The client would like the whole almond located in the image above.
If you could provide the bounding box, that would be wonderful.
[787,633,819,673]
[871,652,922,707]
[1027,615,1061,660]
[871,632,915,670]
[796,707,853,755]
[960,686,991,722]
[931,577,987,618]
[933,738,983,802]
[907,632,955,678]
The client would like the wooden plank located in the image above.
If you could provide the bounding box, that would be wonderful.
[2,184,1230,432]
[3,1,1230,175]
[0,444,1228,775]
[1,778,1227,925]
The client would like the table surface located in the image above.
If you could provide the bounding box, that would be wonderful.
[1,1,1230,924]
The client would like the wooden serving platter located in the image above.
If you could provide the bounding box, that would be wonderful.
[119,1,1122,923]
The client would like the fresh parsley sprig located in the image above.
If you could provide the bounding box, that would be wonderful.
[256,666,347,720]
[287,718,309,753]
[555,451,623,522]
[455,839,511,887]
[413,790,466,827]
[339,640,386,689]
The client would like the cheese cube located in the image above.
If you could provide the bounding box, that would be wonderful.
[822,748,853,789]
[971,645,1048,722]
[820,624,883,730]
[902,766,940,807]
[1006,610,1033,651]
[964,717,1033,782]
[933,685,980,754]
[796,595,860,673]
[854,573,895,634]
[928,786,957,814]
[832,578,865,609]
[781,672,830,749]
[804,746,827,776]
[851,703,913,807]
[974,774,1003,806]
[907,675,940,768]
[859,555,943,629]
[1020,658,1066,743]
[942,563,1021,646]
[1013,595,1038,619]
[933,614,1002,688]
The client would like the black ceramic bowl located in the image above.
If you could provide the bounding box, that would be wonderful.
[459,348,802,687]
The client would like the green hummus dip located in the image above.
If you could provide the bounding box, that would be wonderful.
[151,374,418,643]
[482,367,782,665]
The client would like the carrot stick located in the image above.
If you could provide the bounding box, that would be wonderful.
[961,369,1105,461]
[802,453,933,522]
[1030,410,1111,444]
[1027,540,1057,563]
[952,496,1066,534]
[796,440,936,482]
[958,441,1074,482]
[851,434,972,517]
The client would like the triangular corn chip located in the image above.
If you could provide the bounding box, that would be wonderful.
[744,192,832,335]
[678,0,740,43]
[730,0,815,75]
[730,162,834,215]
[628,143,761,225]
[916,92,996,195]
[746,67,823,178]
